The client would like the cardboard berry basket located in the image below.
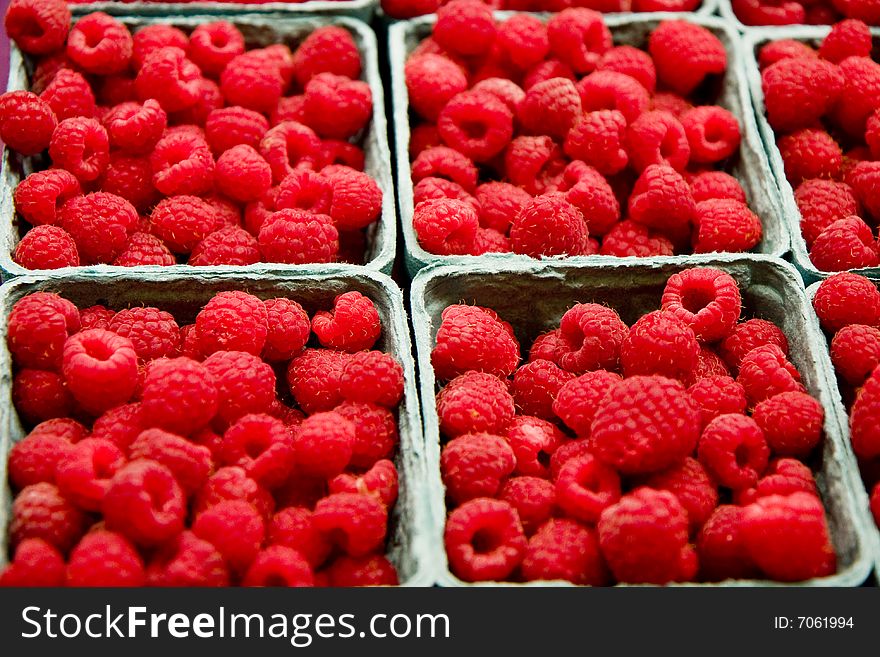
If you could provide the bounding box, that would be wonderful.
[0,266,434,586]
[389,12,789,278]
[410,254,875,586]
[804,280,880,584]
[68,1,378,21]
[0,14,397,277]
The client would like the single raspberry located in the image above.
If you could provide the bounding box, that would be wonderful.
[303,73,372,141]
[598,487,695,584]
[628,164,695,235]
[324,555,398,587]
[576,70,650,123]
[821,19,872,65]
[107,307,179,364]
[688,374,747,429]
[626,110,690,174]
[146,531,229,587]
[135,46,201,113]
[832,56,880,138]
[267,507,331,568]
[4,0,69,55]
[759,39,818,69]
[78,305,114,332]
[752,391,823,458]
[551,370,619,437]
[188,21,245,76]
[518,78,581,142]
[291,411,355,479]
[832,324,880,386]
[141,357,219,435]
[0,91,56,155]
[555,303,628,375]
[258,209,339,264]
[61,328,138,415]
[114,232,176,267]
[681,106,741,165]
[312,492,387,557]
[649,21,726,97]
[435,90,513,163]
[495,14,548,71]
[13,169,81,228]
[98,152,157,211]
[412,198,479,255]
[292,25,361,87]
[321,165,383,232]
[564,110,628,176]
[547,9,611,75]
[600,219,675,257]
[503,136,566,195]
[8,428,75,490]
[814,272,880,333]
[194,466,274,522]
[204,107,268,157]
[196,291,268,357]
[53,437,124,511]
[444,498,526,582]
[742,493,836,581]
[737,344,805,406]
[761,57,843,132]
[193,500,265,574]
[66,530,145,587]
[794,178,859,248]
[592,375,701,475]
[7,292,79,370]
[13,225,79,270]
[220,414,295,489]
[433,0,496,57]
[275,169,331,217]
[558,161,620,236]
[129,429,210,494]
[521,518,607,585]
[131,24,188,68]
[66,12,132,75]
[436,371,515,438]
[9,481,86,552]
[778,129,843,186]
[523,58,576,90]
[510,192,589,258]
[147,195,220,256]
[334,401,398,470]
[214,145,272,203]
[848,366,880,460]
[48,116,109,183]
[810,215,878,272]
[252,298,309,363]
[189,226,260,267]
[404,54,468,123]
[431,304,520,381]
[241,546,314,587]
[467,183,522,234]
[40,68,95,122]
[441,433,516,505]
[693,198,763,254]
[497,476,555,537]
[718,319,789,374]
[696,505,760,581]
[201,351,275,427]
[661,268,742,343]
[311,291,381,353]
[690,171,747,204]
[509,360,572,421]
[219,51,283,115]
[337,351,403,409]
[89,403,145,452]
[329,458,399,509]
[554,453,621,524]
[621,311,699,381]
[411,145,479,193]
[646,457,719,532]
[12,369,73,424]
[502,417,563,481]
[286,349,349,414]
[736,458,819,506]
[414,178,478,217]
[150,131,215,197]
[0,538,65,587]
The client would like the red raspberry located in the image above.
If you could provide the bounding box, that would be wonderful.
[594,46,655,92]
[257,298,310,363]
[91,403,146,452]
[9,481,87,552]
[79,305,115,332]
[196,291,268,357]
[661,268,742,343]
[66,12,131,75]
[0,91,57,155]
[107,307,179,363]
[501,416,562,480]
[758,39,818,69]
[193,500,265,574]
[649,21,726,97]
[114,232,176,266]
[412,198,478,255]
[523,58,576,90]
[292,25,361,88]
[718,319,789,372]
[552,370,621,438]
[441,433,516,505]
[322,165,383,231]
[102,459,185,547]
[258,209,339,264]
[214,145,272,203]
[445,497,526,582]
[202,350,275,426]
[312,492,387,557]
[626,111,690,174]
[334,401,398,470]
[620,311,699,381]
[735,456,819,502]
[591,375,701,475]
[688,344,733,385]
[433,0,496,57]
[832,56,880,137]
[502,136,566,195]
[495,14,548,71]
[498,476,555,537]
[576,71,650,123]
[680,106,741,165]
[819,19,871,64]
[188,21,245,76]
[431,304,520,381]
[794,179,859,248]
[693,198,763,254]
[598,487,695,584]
[99,152,157,211]
[28,417,86,443]
[511,360,574,421]
[761,57,843,132]
[405,54,468,123]
[292,411,355,479]
[146,531,229,587]
[753,391,824,458]
[286,349,349,414]
[324,555,398,587]
[337,351,404,409]
[778,129,843,186]
[268,507,331,568]
[40,68,95,122]
[690,171,747,204]
[13,225,79,270]
[49,116,109,183]
[220,51,283,115]
[554,453,621,524]
[688,375,747,429]
[14,169,80,227]
[412,145,479,193]
[518,78,582,141]
[150,131,215,197]
[697,505,760,581]
[303,73,372,141]
[4,0,69,55]
[189,226,260,267]
[311,291,381,353]
[547,8,611,75]
[528,329,567,365]
[832,324,880,386]
[742,493,836,581]
[194,466,273,522]
[471,182,526,234]
[7,292,79,370]
[220,414,295,489]
[436,91,513,163]
[521,518,607,585]
[129,429,211,494]
[737,344,804,406]
[8,429,74,490]
[0,538,65,587]
[61,329,138,415]
[141,357,218,435]
[628,164,695,235]
[810,216,879,272]
[510,192,589,258]
[54,438,125,511]
[205,106,268,156]
[646,457,719,532]
[148,195,220,255]
[414,178,478,216]
[329,458,399,509]
[697,413,769,490]
[814,272,880,333]
[600,219,674,257]
[66,530,145,587]
[135,47,201,113]
[436,371,514,438]
[556,303,628,374]
[275,169,331,216]
[242,546,314,587]
[558,161,620,236]
[131,24,188,68]
[564,110,628,176]
[849,365,880,460]
[12,369,73,424]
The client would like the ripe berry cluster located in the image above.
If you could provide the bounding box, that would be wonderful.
[733,0,879,26]
[812,272,880,531]
[0,288,404,587]
[758,19,880,273]
[432,267,835,585]
[406,6,764,259]
[382,0,706,19]
[1,0,382,270]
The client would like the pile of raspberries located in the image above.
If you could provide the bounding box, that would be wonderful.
[0,288,404,587]
[733,0,880,26]
[758,19,880,273]
[812,272,880,530]
[0,0,382,270]
[382,0,707,19]
[406,6,764,260]
[433,267,836,584]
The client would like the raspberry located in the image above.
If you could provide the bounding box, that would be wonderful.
[405,54,468,123]
[412,198,478,255]
[832,56,880,137]
[201,351,275,427]
[521,518,608,585]
[693,198,763,254]
[679,106,741,165]
[815,272,880,333]
[626,111,690,174]
[444,498,526,582]
[320,140,365,171]
[435,91,513,163]
[7,292,79,369]
[433,0,496,58]
[336,351,403,409]
[778,129,843,186]
[848,160,880,221]
[14,169,81,228]
[758,39,818,69]
[0,91,56,155]
[501,417,562,480]
[147,195,219,256]
[761,57,843,132]
[718,319,789,374]
[66,12,131,75]
[510,192,589,258]
[219,51,283,115]
[203,110,266,160]
[9,481,86,554]
[275,169,331,216]
[131,427,211,492]
[687,344,735,387]
[564,110,628,176]
[600,219,675,257]
[241,546,314,587]
[736,458,819,506]
[78,305,114,332]
[0,538,65,587]
[649,21,726,97]
[190,226,260,267]
[551,370,619,437]
[849,366,880,460]
[12,369,72,424]
[503,136,566,195]
[577,71,650,123]
[114,232,176,267]
[751,391,824,459]
[258,209,339,264]
[100,459,185,548]
[322,165,383,231]
[412,145,479,193]
[131,24,188,69]
[696,505,759,581]
[141,357,218,435]
[90,403,146,452]
[690,171,747,204]
[650,91,693,117]
[303,73,372,141]
[292,25,361,88]
[219,414,295,489]
[818,19,872,65]
[255,298,309,363]
[554,453,621,524]
[414,178,477,216]
[496,476,554,536]
[99,152,157,211]
[794,179,859,248]
[523,58,576,90]
[431,305,520,381]
[291,411,355,479]
[330,458,399,508]
[737,344,804,406]
[66,529,146,587]
[591,375,701,475]
[106,307,179,364]
[441,433,516,505]
[471,183,525,234]
[518,78,582,141]
[621,311,699,381]
[312,492,387,558]
[8,429,74,490]
[436,371,514,438]
[188,21,245,76]
[4,0,69,55]
[598,487,695,584]
[688,375,747,429]
[53,437,124,511]
[146,531,229,587]
[212,145,272,204]
[628,164,695,235]
[150,131,215,197]
[196,291,268,357]
[831,324,880,386]
[661,268,742,343]
[267,507,331,568]
[556,303,628,375]
[286,349,349,414]
[40,69,95,123]
[509,360,572,421]
[193,500,265,574]
[646,457,719,532]
[173,78,224,125]
[547,9,611,75]
[742,493,836,581]
[135,46,201,113]
[810,216,879,272]
[311,291,381,353]
[697,413,769,490]
[194,466,274,522]
[13,225,79,270]
[558,161,620,236]
[324,555,398,587]
[48,116,109,183]
[334,401,397,470]
[60,329,137,415]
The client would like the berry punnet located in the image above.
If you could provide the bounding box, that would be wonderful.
[406,12,765,261]
[434,267,837,584]
[0,8,384,270]
[2,287,407,587]
[757,20,880,272]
